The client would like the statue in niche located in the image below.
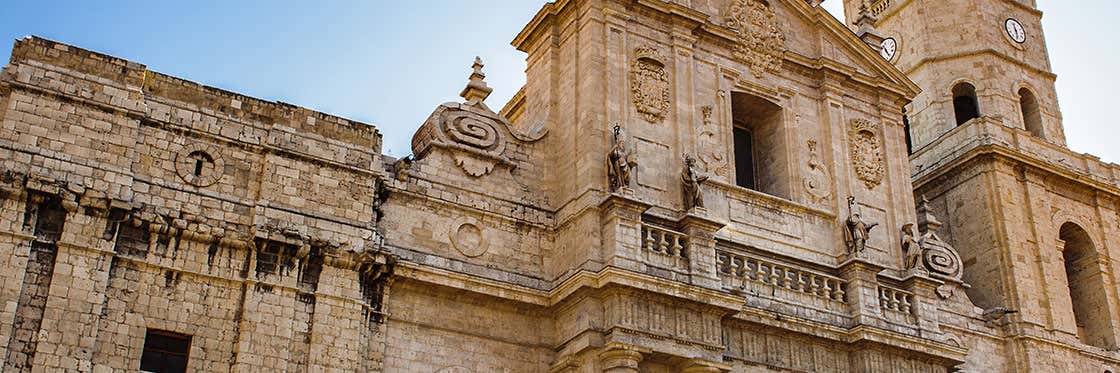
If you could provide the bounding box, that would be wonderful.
[682,154,708,210]
[607,124,638,191]
[844,196,878,256]
[900,223,923,271]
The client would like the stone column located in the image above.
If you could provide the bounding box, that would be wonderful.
[902,272,944,339]
[839,257,886,327]
[678,209,726,290]
[598,343,647,373]
[599,190,652,273]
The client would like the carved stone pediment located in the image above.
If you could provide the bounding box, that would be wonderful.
[411,58,546,178]
[726,0,786,78]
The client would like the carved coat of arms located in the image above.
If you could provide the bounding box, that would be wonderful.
[631,46,670,123]
[726,0,786,78]
[848,119,885,189]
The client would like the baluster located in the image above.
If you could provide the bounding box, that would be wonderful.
[671,234,683,257]
[716,253,729,275]
[809,275,821,297]
[754,260,767,283]
[769,265,781,286]
[644,227,654,252]
[832,281,846,302]
[901,295,912,314]
[780,267,793,289]
[656,231,668,254]
[822,280,834,300]
[796,273,807,292]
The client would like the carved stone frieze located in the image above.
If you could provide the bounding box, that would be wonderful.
[726,0,786,78]
[848,119,885,189]
[630,46,671,123]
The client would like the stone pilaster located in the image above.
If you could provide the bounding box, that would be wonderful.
[678,209,726,290]
[839,257,886,327]
[902,272,945,339]
[599,190,652,272]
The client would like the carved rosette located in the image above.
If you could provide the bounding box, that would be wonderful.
[848,119,885,189]
[803,140,832,204]
[726,0,786,78]
[630,46,670,123]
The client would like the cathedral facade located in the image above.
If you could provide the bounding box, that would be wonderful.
[0,0,1117,371]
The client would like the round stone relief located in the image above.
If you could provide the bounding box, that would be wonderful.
[175,143,225,187]
[450,219,488,258]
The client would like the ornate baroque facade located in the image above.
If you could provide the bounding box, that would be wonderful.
[0,0,1116,371]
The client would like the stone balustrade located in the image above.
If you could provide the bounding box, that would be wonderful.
[641,224,689,270]
[870,0,892,17]
[715,251,846,304]
[878,285,915,320]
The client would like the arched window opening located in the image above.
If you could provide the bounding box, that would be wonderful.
[952,83,980,126]
[730,92,787,199]
[1059,223,1115,348]
[1019,88,1044,138]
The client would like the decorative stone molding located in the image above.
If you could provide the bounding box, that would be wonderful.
[630,46,670,123]
[848,119,885,189]
[726,0,786,78]
[450,218,488,258]
[914,196,964,282]
[411,58,545,178]
[803,140,832,204]
[175,142,225,187]
[697,105,729,178]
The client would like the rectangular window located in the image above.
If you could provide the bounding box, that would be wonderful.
[733,126,756,189]
[140,329,191,373]
[730,92,787,199]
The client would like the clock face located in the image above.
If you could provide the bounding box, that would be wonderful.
[879,38,898,61]
[1005,18,1026,43]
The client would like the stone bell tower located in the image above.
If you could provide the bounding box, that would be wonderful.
[843,0,1066,150]
[845,0,1120,369]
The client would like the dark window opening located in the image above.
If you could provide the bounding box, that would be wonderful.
[298,248,323,294]
[952,83,980,126]
[186,151,213,178]
[733,127,756,189]
[903,114,913,155]
[1019,88,1044,138]
[730,92,786,199]
[140,329,191,373]
[1059,223,1115,349]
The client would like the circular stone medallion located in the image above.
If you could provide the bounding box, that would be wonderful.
[451,222,488,258]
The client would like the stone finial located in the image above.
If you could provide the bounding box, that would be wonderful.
[916,195,942,235]
[459,56,493,104]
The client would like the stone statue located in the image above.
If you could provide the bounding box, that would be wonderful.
[682,154,708,210]
[900,223,923,271]
[844,196,878,255]
[607,125,638,191]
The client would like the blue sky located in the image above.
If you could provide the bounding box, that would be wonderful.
[2,1,1117,163]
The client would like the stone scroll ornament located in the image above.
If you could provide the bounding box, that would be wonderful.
[607,124,638,191]
[913,196,964,282]
[848,119,886,189]
[844,196,878,256]
[631,46,671,123]
[682,154,708,210]
[410,57,546,178]
[726,0,786,78]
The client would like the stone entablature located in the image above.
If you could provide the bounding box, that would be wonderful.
[912,117,1120,195]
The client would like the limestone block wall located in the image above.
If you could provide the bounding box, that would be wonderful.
[0,36,391,372]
